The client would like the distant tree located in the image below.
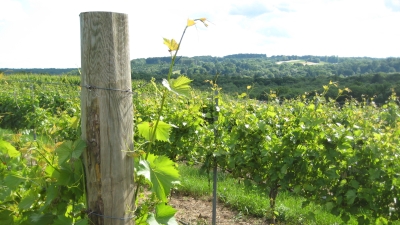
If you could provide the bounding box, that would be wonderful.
[180,68,187,74]
[131,58,146,65]
[202,62,215,72]
[371,73,384,83]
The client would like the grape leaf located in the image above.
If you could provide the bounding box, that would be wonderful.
[55,140,86,165]
[137,154,180,202]
[0,139,20,158]
[155,203,178,225]
[4,173,25,189]
[162,76,192,97]
[18,191,36,210]
[74,219,88,225]
[187,19,196,27]
[345,189,357,204]
[53,215,73,225]
[0,211,14,225]
[147,205,178,225]
[163,38,179,52]
[137,121,176,142]
[55,141,72,165]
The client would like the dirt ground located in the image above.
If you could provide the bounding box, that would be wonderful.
[169,191,268,225]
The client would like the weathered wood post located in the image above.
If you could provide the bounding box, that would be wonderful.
[80,12,134,225]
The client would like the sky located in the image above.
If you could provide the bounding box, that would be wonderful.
[1,0,400,68]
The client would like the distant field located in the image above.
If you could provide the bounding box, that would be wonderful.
[276,59,326,65]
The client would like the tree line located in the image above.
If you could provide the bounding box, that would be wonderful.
[132,55,400,78]
[131,55,400,104]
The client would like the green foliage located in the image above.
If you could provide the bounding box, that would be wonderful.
[166,76,192,97]
[146,204,178,225]
[135,80,400,223]
[1,71,400,224]
[1,68,80,75]
[0,136,86,225]
[137,154,180,202]
[55,140,86,165]
[137,121,176,142]
[0,74,81,141]
[0,139,20,158]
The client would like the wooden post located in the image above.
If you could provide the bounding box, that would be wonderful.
[80,12,134,225]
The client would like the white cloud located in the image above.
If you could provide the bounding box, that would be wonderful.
[230,1,273,18]
[385,0,400,12]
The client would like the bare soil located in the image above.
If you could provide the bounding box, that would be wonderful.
[169,191,268,225]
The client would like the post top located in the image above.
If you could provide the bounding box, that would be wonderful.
[79,11,127,16]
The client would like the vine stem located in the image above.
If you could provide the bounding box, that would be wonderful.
[139,23,191,201]
[144,24,189,160]
[167,25,188,81]
[145,90,168,160]
[136,17,207,210]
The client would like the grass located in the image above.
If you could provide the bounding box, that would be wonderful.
[176,163,357,225]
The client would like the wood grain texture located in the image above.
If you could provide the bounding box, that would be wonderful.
[80,12,134,225]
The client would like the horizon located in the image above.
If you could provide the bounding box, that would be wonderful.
[1,0,400,68]
[2,54,399,69]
